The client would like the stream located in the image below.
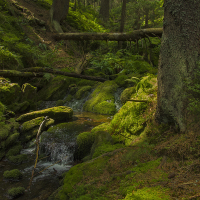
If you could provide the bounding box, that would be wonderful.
[0,112,112,200]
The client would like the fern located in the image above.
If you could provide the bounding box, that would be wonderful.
[43,73,52,82]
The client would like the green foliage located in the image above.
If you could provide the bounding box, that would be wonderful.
[67,3,106,32]
[0,47,23,69]
[109,0,164,32]
[90,49,155,75]
[3,169,23,180]
[7,187,25,198]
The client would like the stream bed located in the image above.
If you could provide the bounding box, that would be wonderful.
[0,112,111,200]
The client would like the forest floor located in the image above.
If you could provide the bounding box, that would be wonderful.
[4,0,200,199]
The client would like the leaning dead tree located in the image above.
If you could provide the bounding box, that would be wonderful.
[54,28,163,41]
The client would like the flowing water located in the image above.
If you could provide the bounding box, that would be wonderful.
[0,89,123,200]
[0,112,111,200]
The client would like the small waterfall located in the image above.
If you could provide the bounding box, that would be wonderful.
[40,129,77,165]
[114,88,124,111]
[63,89,94,112]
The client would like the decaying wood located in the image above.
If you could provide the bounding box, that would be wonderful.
[21,67,107,82]
[28,116,49,190]
[0,68,107,82]
[54,28,163,41]
[0,70,44,77]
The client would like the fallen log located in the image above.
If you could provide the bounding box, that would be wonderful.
[54,28,163,41]
[0,68,108,82]
[0,70,44,77]
[21,67,108,82]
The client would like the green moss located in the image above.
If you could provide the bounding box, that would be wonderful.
[0,124,11,140]
[75,86,92,100]
[0,82,21,105]
[75,132,95,160]
[56,100,65,106]
[91,122,112,134]
[120,87,136,104]
[7,187,25,198]
[8,101,30,113]
[16,106,73,122]
[83,81,118,115]
[21,116,55,132]
[21,83,37,101]
[6,144,22,157]
[65,94,73,102]
[8,154,28,164]
[0,101,6,113]
[3,169,22,180]
[77,79,96,87]
[4,132,20,148]
[36,76,72,101]
[0,150,5,160]
[56,156,109,199]
[110,75,157,145]
[92,142,124,159]
[123,186,170,200]
[114,74,129,87]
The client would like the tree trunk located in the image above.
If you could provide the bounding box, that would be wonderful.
[119,0,126,33]
[50,0,70,33]
[99,0,109,22]
[54,28,163,41]
[155,0,200,132]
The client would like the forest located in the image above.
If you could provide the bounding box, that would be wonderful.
[0,0,200,199]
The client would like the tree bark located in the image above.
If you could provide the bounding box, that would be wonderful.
[99,0,109,22]
[119,0,126,33]
[155,0,200,132]
[50,0,70,33]
[53,28,163,41]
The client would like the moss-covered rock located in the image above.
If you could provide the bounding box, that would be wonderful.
[83,81,118,115]
[74,123,113,161]
[0,80,21,105]
[4,132,20,148]
[7,187,25,198]
[90,131,113,158]
[36,76,72,101]
[21,116,55,132]
[75,86,92,100]
[16,106,73,122]
[8,101,30,113]
[0,150,5,161]
[110,75,157,145]
[3,169,22,180]
[74,131,96,160]
[114,74,129,87]
[21,83,37,101]
[120,87,136,104]
[6,144,22,157]
[8,154,28,164]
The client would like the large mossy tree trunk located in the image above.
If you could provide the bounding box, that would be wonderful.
[50,0,70,33]
[155,0,200,132]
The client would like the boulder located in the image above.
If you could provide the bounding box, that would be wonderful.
[16,106,73,122]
